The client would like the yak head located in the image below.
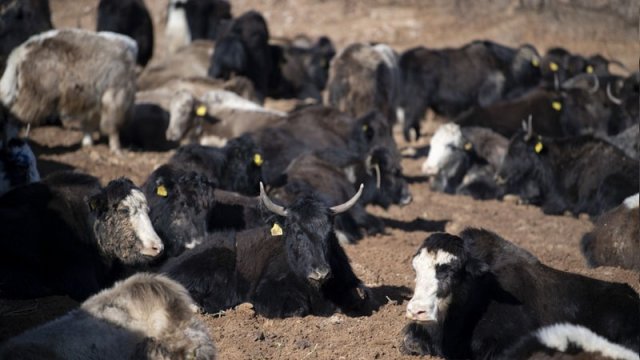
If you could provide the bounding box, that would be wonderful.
[259,182,363,286]
[88,178,164,266]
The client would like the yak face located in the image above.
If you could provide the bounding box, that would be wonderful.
[350,110,397,158]
[510,44,541,88]
[496,131,547,197]
[144,166,216,257]
[222,135,263,196]
[277,195,334,286]
[406,233,468,324]
[166,90,216,142]
[0,137,40,196]
[89,178,164,265]
[364,147,411,208]
[422,123,464,176]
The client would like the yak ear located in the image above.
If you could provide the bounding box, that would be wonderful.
[86,193,107,215]
[465,258,489,277]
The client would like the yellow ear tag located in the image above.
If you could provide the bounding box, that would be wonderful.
[531,58,540,67]
[549,62,559,72]
[156,185,168,197]
[253,153,263,166]
[534,142,544,154]
[551,101,562,111]
[195,105,207,117]
[89,199,97,210]
[464,142,473,151]
[271,223,283,236]
[586,65,594,74]
[362,124,368,132]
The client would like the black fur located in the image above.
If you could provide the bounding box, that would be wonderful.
[97,0,154,66]
[162,194,369,318]
[184,0,231,41]
[401,228,640,359]
[497,131,639,216]
[398,40,541,140]
[0,172,158,300]
[167,134,263,196]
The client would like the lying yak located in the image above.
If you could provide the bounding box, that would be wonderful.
[581,193,640,272]
[401,228,640,358]
[496,119,638,216]
[0,172,164,300]
[162,183,370,318]
[143,165,262,258]
[0,273,216,359]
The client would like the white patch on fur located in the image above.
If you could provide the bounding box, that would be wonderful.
[422,123,464,175]
[406,248,457,322]
[335,230,350,245]
[184,239,201,249]
[165,0,191,53]
[122,190,164,256]
[623,193,639,209]
[536,323,640,360]
[202,90,284,115]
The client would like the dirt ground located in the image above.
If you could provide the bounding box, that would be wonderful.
[1,1,638,359]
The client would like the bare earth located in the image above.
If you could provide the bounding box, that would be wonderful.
[1,1,638,359]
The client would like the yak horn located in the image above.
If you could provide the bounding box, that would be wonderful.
[259,182,288,217]
[608,59,631,74]
[330,183,364,214]
[562,74,599,94]
[524,114,533,141]
[24,123,31,138]
[365,155,382,190]
[606,82,623,105]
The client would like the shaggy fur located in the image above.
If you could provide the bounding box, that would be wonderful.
[0,172,163,300]
[581,194,640,271]
[162,194,370,318]
[401,228,640,359]
[0,29,137,151]
[398,40,540,140]
[326,42,399,126]
[0,273,216,360]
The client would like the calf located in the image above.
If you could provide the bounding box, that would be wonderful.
[0,172,164,300]
[401,228,640,358]
[496,121,638,216]
[143,164,261,258]
[398,41,540,140]
[97,0,154,67]
[0,273,216,360]
[162,183,370,318]
[326,43,400,126]
[581,193,640,272]
[0,29,138,152]
[498,323,640,360]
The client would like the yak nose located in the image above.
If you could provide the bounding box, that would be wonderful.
[140,242,164,256]
[308,268,331,283]
[405,308,435,322]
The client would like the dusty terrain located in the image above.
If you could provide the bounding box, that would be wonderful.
[1,1,638,359]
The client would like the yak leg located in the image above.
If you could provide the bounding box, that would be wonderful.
[101,88,131,153]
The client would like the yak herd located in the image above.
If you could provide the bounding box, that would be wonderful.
[0,0,638,359]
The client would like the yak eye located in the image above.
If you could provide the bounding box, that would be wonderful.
[118,208,130,216]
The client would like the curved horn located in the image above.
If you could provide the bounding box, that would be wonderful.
[562,73,599,94]
[24,123,31,139]
[606,82,623,105]
[259,182,288,217]
[608,59,631,74]
[330,184,364,214]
